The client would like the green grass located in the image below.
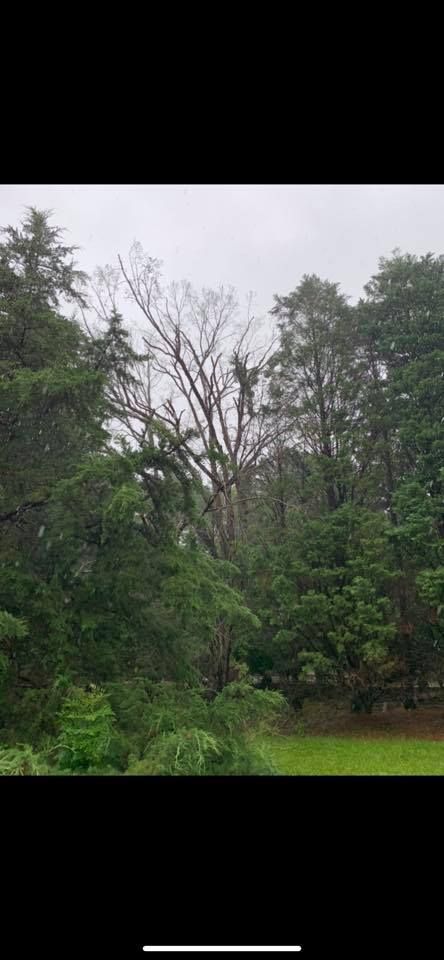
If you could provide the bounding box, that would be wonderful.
[259,734,444,775]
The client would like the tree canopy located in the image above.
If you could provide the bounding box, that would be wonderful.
[2,210,444,773]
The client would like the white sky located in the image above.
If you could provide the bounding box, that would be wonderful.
[2,184,444,326]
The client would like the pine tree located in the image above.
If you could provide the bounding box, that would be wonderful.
[269,275,364,511]
[0,209,107,698]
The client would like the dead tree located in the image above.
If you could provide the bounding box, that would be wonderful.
[114,244,282,558]
[110,244,284,687]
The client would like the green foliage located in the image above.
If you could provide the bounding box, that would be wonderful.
[0,686,65,747]
[0,610,28,691]
[269,274,362,510]
[3,207,444,766]
[0,208,108,697]
[139,683,210,737]
[0,744,49,775]
[242,506,399,703]
[119,680,286,776]
[0,609,29,641]
[130,728,222,776]
[127,727,279,777]
[57,687,116,770]
[417,567,444,611]
[210,682,287,734]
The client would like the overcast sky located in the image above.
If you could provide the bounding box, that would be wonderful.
[2,184,444,324]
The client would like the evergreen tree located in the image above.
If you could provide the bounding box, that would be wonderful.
[269,275,364,511]
[0,209,108,703]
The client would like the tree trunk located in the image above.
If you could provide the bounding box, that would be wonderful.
[210,622,233,691]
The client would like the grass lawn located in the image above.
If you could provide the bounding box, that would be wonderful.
[260,734,444,775]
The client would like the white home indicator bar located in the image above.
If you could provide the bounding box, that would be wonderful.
[143,949,302,953]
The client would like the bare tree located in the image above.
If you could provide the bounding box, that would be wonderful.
[99,243,284,688]
[115,243,281,561]
[81,264,163,450]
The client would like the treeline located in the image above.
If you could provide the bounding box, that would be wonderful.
[1,209,444,772]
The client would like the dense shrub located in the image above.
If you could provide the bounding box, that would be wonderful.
[0,744,49,776]
[57,688,116,770]
[123,680,286,776]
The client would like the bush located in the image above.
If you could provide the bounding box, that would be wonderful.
[125,727,278,776]
[57,687,116,770]
[210,682,288,734]
[0,744,49,776]
[141,683,210,737]
[49,679,288,775]
[213,737,279,776]
[0,685,67,748]
[107,679,210,763]
[127,727,222,776]
[122,681,288,776]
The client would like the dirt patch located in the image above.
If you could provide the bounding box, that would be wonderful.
[296,702,444,740]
